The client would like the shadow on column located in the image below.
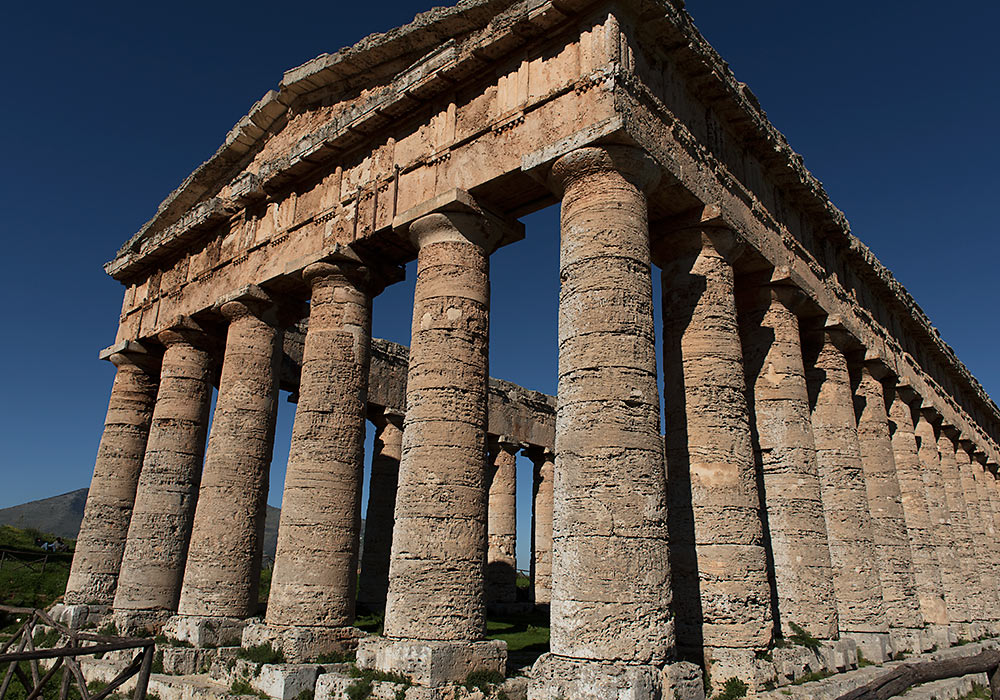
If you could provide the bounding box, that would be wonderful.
[662,276,705,666]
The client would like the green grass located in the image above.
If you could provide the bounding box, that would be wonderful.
[958,683,990,699]
[787,622,822,652]
[237,643,285,665]
[791,670,834,685]
[258,565,272,605]
[344,666,411,700]
[231,677,269,698]
[0,526,74,609]
[711,677,748,700]
[354,611,384,634]
[486,609,550,672]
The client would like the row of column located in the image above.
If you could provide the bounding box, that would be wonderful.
[69,143,1000,693]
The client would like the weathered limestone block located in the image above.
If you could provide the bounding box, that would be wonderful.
[661,226,772,665]
[358,408,404,612]
[937,429,984,623]
[114,320,215,630]
[486,436,519,607]
[853,362,923,633]
[66,346,159,607]
[806,328,888,638]
[175,287,282,630]
[267,259,373,638]
[738,279,839,641]
[378,200,517,683]
[914,408,970,627]
[527,446,554,607]
[529,145,672,700]
[888,387,948,626]
[252,665,322,700]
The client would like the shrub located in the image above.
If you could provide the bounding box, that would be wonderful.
[711,677,748,700]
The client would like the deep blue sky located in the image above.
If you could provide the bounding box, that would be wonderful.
[2,2,997,569]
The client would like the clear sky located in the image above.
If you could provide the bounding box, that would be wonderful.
[1,2,997,570]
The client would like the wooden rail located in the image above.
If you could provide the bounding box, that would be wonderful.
[836,649,1000,700]
[0,606,154,700]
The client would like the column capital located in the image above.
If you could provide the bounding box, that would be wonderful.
[368,404,405,429]
[940,424,961,441]
[99,340,160,373]
[216,284,278,324]
[156,316,214,351]
[524,444,555,464]
[917,403,942,425]
[393,189,523,253]
[959,436,977,453]
[893,379,921,405]
[548,144,660,195]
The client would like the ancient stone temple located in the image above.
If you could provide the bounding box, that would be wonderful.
[61,0,1000,698]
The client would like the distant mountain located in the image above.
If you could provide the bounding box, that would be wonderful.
[0,489,283,561]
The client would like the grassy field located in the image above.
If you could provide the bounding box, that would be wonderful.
[0,525,74,609]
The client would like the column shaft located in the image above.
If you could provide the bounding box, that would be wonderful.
[530,448,554,607]
[662,229,772,658]
[113,328,214,625]
[549,145,672,664]
[957,445,999,621]
[486,439,518,606]
[358,410,403,612]
[888,391,948,625]
[914,412,968,625]
[383,211,492,643]
[807,332,887,634]
[177,297,281,619]
[854,365,923,631]
[937,432,982,622]
[66,355,158,606]
[267,262,372,629]
[739,285,839,640]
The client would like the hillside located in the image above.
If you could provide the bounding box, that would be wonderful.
[0,489,282,560]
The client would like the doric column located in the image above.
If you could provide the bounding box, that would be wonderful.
[914,407,969,628]
[957,439,1000,623]
[171,287,282,644]
[532,145,672,699]
[65,344,159,609]
[486,436,520,608]
[806,327,888,643]
[264,259,373,653]
[113,320,214,631]
[365,199,515,686]
[738,276,839,641]
[977,454,1000,623]
[527,446,554,607]
[358,407,404,612]
[937,428,983,624]
[853,361,923,635]
[887,386,948,626]
[661,224,772,673]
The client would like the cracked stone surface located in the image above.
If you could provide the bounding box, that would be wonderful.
[528,447,554,607]
[66,355,158,606]
[936,431,984,622]
[807,331,887,635]
[267,261,372,630]
[662,227,772,662]
[739,283,839,641]
[956,443,1000,622]
[854,364,923,631]
[114,324,214,627]
[177,296,282,619]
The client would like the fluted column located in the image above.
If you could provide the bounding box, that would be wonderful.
[807,328,888,638]
[662,225,772,673]
[175,288,282,631]
[532,145,672,699]
[113,321,214,630]
[528,446,554,607]
[368,202,512,686]
[979,454,1000,622]
[914,408,969,627]
[888,387,948,626]
[358,407,403,612]
[853,362,923,633]
[486,436,519,607]
[266,259,373,638]
[738,278,839,641]
[937,428,983,623]
[65,346,159,608]
[956,440,1000,623]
